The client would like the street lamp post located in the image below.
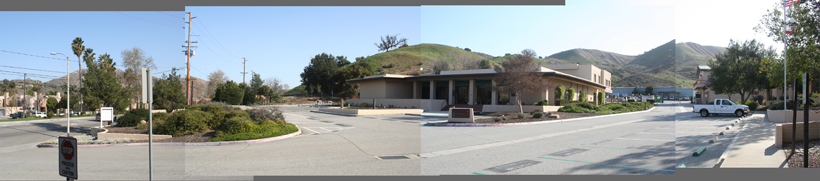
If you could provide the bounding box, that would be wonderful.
[51,52,70,137]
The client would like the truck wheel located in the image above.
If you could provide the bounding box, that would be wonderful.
[735,110,743,117]
[700,110,709,117]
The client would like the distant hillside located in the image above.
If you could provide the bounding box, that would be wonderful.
[676,42,726,66]
[546,48,636,67]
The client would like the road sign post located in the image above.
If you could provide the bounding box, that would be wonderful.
[59,136,77,180]
[142,68,154,180]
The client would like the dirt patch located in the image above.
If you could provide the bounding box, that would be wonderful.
[472,112,601,124]
[783,141,820,168]
[105,126,148,134]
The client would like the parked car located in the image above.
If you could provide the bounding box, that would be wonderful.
[33,112,47,118]
[96,113,100,121]
[693,98,749,117]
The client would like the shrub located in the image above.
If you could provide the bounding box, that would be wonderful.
[531,109,542,115]
[47,112,54,118]
[567,88,576,101]
[502,117,507,120]
[494,117,501,122]
[217,116,255,135]
[210,122,298,142]
[573,102,597,110]
[558,105,591,113]
[358,103,369,107]
[156,110,213,137]
[152,112,169,122]
[517,114,526,118]
[186,104,229,115]
[247,107,285,123]
[598,92,605,105]
[535,100,549,105]
[555,85,566,100]
[116,109,150,127]
[533,112,543,118]
[555,99,571,106]
[744,100,759,110]
[212,109,251,130]
[578,91,587,102]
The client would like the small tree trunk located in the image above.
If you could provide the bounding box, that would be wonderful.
[517,93,523,114]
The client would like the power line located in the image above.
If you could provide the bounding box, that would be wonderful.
[156,11,184,19]
[194,18,242,59]
[0,65,64,74]
[0,50,80,62]
[193,37,239,64]
[0,70,61,79]
[115,11,184,29]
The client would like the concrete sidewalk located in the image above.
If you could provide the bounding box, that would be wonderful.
[720,113,789,168]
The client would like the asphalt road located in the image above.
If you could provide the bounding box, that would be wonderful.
[0,116,101,151]
[673,102,747,168]
[420,102,677,175]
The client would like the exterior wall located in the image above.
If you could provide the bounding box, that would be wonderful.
[345,99,421,109]
[358,80,386,99]
[543,64,611,94]
[1,107,23,116]
[384,81,413,99]
[775,121,820,147]
[440,69,496,75]
[482,105,561,113]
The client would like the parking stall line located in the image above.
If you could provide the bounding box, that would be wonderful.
[616,138,675,142]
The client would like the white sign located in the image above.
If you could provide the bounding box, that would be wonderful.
[142,68,152,104]
[59,136,78,179]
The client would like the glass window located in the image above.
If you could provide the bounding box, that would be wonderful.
[722,100,732,105]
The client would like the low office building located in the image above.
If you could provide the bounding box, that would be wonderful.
[610,87,694,99]
[693,65,773,105]
[345,64,612,112]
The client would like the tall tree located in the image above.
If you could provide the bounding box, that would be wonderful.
[153,68,186,113]
[207,69,229,98]
[71,37,85,113]
[493,49,548,114]
[335,63,374,99]
[265,77,286,94]
[80,53,130,112]
[120,47,157,108]
[300,53,341,96]
[758,1,820,95]
[644,86,654,95]
[375,34,408,52]
[708,39,775,103]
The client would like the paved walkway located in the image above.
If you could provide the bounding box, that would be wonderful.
[720,113,789,168]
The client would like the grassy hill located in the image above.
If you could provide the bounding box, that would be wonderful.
[353,43,489,74]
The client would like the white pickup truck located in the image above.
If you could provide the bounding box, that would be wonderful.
[693,98,749,117]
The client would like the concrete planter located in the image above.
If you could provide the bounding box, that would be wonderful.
[767,109,820,123]
[775,121,820,147]
[481,105,561,113]
[97,132,172,142]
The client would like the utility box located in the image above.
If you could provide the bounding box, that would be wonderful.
[448,108,475,123]
[100,107,113,126]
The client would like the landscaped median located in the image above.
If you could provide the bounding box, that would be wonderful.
[425,102,655,127]
[37,102,300,147]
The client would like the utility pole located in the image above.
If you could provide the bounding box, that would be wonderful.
[184,12,197,105]
[24,73,27,115]
[242,58,248,84]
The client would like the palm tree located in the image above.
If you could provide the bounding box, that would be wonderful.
[72,37,85,114]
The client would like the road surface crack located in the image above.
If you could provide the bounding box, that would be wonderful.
[183,143,251,180]
[335,134,374,157]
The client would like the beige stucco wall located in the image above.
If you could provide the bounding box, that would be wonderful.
[345,99,422,109]
[384,81,413,99]
[358,80,386,99]
[775,121,820,147]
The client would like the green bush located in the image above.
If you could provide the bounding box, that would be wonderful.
[567,88,576,101]
[533,112,543,118]
[152,112,169,122]
[156,110,213,137]
[116,109,150,127]
[579,91,588,102]
[210,122,298,142]
[555,85,566,100]
[358,103,369,107]
[555,99,570,106]
[535,100,549,105]
[531,109,542,115]
[47,112,54,118]
[517,114,526,118]
[186,104,228,115]
[744,100,759,110]
[217,116,255,135]
[558,105,592,113]
[212,109,251,130]
[598,92,605,105]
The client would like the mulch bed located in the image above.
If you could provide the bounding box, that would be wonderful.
[782,141,820,168]
[472,112,601,124]
[105,126,216,143]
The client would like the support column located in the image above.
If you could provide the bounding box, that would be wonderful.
[429,80,435,100]
[413,81,418,99]
[469,79,475,105]
[491,79,497,105]
[449,80,454,104]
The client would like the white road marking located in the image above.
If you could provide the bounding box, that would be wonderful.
[420,119,646,158]
[301,127,320,134]
[319,127,332,132]
[637,132,675,135]
[616,138,676,142]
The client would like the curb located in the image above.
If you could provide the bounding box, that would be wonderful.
[713,114,752,168]
[0,116,98,125]
[423,107,657,127]
[37,128,302,148]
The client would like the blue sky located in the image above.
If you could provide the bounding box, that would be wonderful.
[1,11,186,83]
[422,1,675,57]
[1,1,788,88]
